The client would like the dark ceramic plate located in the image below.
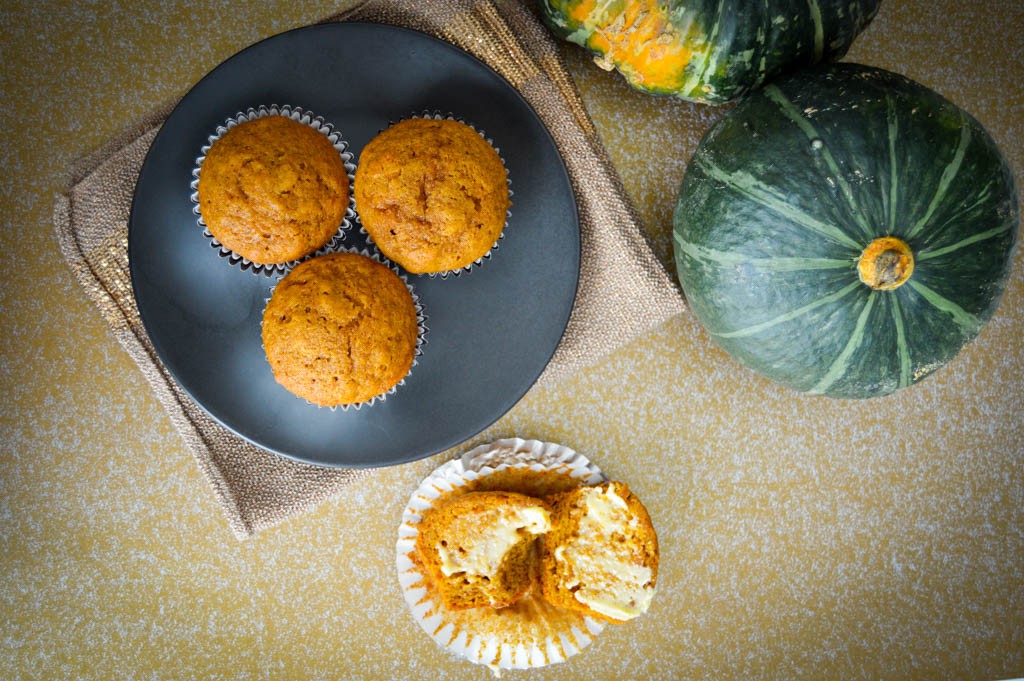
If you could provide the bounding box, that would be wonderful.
[128,23,579,468]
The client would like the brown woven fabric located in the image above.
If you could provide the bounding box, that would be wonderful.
[52,0,685,540]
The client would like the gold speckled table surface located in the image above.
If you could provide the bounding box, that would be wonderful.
[2,1,1022,679]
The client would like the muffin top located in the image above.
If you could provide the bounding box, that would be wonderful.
[198,115,349,265]
[261,252,418,407]
[354,118,509,274]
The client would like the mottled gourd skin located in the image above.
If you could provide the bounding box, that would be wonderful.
[673,63,1019,398]
[539,0,881,104]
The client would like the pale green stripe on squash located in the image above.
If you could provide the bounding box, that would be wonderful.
[918,221,1015,261]
[763,84,874,239]
[809,291,878,394]
[750,0,771,88]
[890,295,912,389]
[700,5,726,89]
[806,0,824,61]
[695,156,862,249]
[886,95,900,233]
[907,279,981,334]
[714,281,861,339]
[683,1,726,98]
[907,117,971,240]
[917,178,998,250]
[674,235,852,272]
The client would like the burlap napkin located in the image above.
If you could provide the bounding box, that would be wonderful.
[53,0,685,539]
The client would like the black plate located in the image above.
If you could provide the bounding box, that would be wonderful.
[128,23,580,468]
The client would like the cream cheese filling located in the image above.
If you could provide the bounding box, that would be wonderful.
[556,486,654,620]
[436,505,550,578]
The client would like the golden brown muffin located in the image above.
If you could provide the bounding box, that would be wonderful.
[540,482,658,623]
[198,115,349,265]
[261,253,418,407]
[354,118,509,274]
[415,491,551,610]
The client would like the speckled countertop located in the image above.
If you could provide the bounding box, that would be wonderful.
[2,1,1022,679]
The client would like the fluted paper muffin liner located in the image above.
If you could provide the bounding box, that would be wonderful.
[261,248,427,411]
[396,438,607,672]
[354,111,512,279]
[190,104,357,276]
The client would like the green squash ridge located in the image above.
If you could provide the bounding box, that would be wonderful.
[674,234,852,272]
[763,84,874,240]
[714,280,861,339]
[890,295,912,389]
[918,221,1015,261]
[917,179,1000,251]
[694,155,862,249]
[906,117,972,240]
[682,2,726,99]
[745,0,772,92]
[906,279,981,334]
[809,291,878,394]
[885,95,900,233]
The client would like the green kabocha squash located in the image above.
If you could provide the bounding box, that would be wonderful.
[538,0,881,104]
[673,63,1018,398]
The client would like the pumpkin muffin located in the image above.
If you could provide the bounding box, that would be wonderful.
[261,252,419,407]
[198,114,349,265]
[397,439,611,672]
[354,117,509,275]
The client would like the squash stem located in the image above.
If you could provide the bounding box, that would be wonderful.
[858,237,914,290]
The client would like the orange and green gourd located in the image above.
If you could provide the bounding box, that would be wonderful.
[673,63,1019,398]
[539,0,882,104]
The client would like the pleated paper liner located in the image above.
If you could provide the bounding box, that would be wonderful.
[396,438,608,672]
[190,104,358,276]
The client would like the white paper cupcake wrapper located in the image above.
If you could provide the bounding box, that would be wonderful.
[396,438,607,672]
[261,248,427,411]
[353,111,512,279]
[190,104,358,276]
